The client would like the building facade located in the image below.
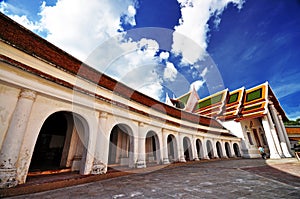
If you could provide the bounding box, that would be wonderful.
[285,125,300,152]
[0,14,241,188]
[167,82,293,159]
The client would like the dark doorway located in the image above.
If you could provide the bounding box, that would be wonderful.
[233,143,241,157]
[225,142,231,158]
[29,112,88,176]
[108,124,133,167]
[207,140,213,159]
[29,112,68,171]
[145,131,159,164]
[167,134,176,162]
[196,139,203,159]
[253,129,261,147]
[183,137,192,161]
[216,142,222,158]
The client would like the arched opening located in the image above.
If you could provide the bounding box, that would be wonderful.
[145,131,160,165]
[225,142,231,158]
[29,112,88,173]
[167,134,177,162]
[183,137,193,161]
[206,140,213,159]
[196,139,203,159]
[216,141,223,158]
[233,143,241,157]
[108,124,133,167]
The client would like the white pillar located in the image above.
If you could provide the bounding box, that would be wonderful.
[136,122,146,168]
[267,110,284,157]
[0,89,36,188]
[212,140,218,159]
[178,133,186,162]
[269,105,291,157]
[192,136,199,161]
[162,129,170,164]
[92,112,108,175]
[129,124,138,168]
[262,115,281,159]
[278,115,293,155]
[202,138,209,159]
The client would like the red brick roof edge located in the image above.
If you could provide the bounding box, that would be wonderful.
[0,13,227,130]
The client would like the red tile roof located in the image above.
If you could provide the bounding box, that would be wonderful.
[286,127,300,134]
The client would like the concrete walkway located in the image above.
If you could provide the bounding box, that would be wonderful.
[2,158,300,198]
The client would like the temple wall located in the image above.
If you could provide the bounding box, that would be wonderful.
[0,40,241,188]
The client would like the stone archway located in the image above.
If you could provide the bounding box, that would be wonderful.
[183,137,193,161]
[29,111,89,174]
[233,143,241,157]
[196,139,204,159]
[108,124,134,167]
[225,142,231,158]
[216,141,223,158]
[167,134,178,162]
[145,131,161,165]
[206,140,214,159]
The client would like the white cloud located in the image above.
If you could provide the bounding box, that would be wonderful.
[200,67,208,78]
[273,83,300,99]
[163,62,178,82]
[159,51,170,61]
[190,80,205,91]
[85,36,163,100]
[6,14,42,32]
[124,5,137,26]
[1,0,165,99]
[37,0,138,60]
[172,0,245,64]
[0,2,42,33]
[0,1,28,16]
[1,0,243,101]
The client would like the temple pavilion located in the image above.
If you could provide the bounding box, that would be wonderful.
[166,82,293,159]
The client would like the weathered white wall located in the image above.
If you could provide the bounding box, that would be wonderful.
[0,40,241,188]
[0,84,20,149]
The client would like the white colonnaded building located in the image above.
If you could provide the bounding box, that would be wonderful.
[0,13,291,189]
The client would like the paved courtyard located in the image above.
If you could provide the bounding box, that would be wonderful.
[4,158,300,198]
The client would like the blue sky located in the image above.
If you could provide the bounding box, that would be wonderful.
[1,0,299,120]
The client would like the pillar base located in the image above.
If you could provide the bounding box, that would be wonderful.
[270,153,281,159]
[280,143,292,158]
[91,163,107,175]
[0,168,18,188]
[179,157,186,162]
[221,156,228,159]
[136,160,146,168]
[163,158,170,165]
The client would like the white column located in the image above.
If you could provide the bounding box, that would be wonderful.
[129,124,138,168]
[92,112,108,175]
[267,110,284,157]
[212,140,218,159]
[262,115,281,159]
[162,129,170,164]
[269,105,292,157]
[192,136,199,161]
[0,89,36,188]
[178,133,186,162]
[278,115,293,155]
[136,122,146,168]
[202,138,209,159]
